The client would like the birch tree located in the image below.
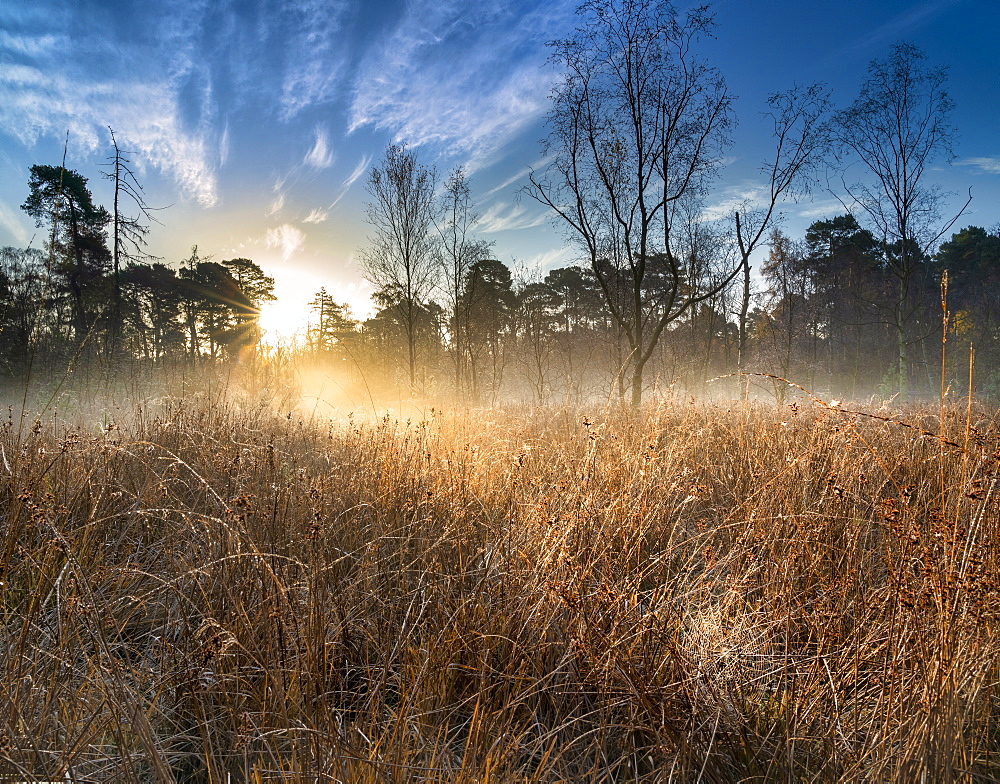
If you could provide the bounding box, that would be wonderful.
[835,43,967,396]
[527,0,736,405]
[361,143,438,391]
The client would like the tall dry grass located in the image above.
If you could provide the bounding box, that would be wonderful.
[1,393,998,781]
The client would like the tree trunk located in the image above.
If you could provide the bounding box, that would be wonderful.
[738,254,751,371]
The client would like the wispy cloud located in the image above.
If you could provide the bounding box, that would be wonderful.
[0,5,222,208]
[343,155,371,189]
[478,200,549,233]
[701,184,769,221]
[831,0,965,60]
[266,177,287,217]
[0,201,31,246]
[958,157,1000,175]
[302,208,329,224]
[0,0,352,210]
[703,184,846,224]
[219,123,230,167]
[522,246,576,275]
[349,0,574,168]
[278,0,351,119]
[0,64,220,207]
[0,30,64,58]
[266,192,286,217]
[320,154,373,213]
[304,125,334,169]
[274,153,371,226]
[482,155,551,197]
[265,224,306,260]
[796,198,854,219]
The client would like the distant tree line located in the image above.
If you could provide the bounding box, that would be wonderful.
[300,215,999,404]
[2,0,996,404]
[1,146,275,378]
[335,2,988,404]
[0,242,275,371]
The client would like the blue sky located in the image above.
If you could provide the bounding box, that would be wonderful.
[1,0,998,334]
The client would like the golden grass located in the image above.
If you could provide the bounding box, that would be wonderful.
[1,394,999,781]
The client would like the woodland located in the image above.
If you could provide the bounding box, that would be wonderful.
[1,24,995,407]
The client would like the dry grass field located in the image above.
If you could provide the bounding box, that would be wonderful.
[1,390,999,781]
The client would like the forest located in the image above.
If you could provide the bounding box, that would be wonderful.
[5,168,996,407]
[2,36,996,407]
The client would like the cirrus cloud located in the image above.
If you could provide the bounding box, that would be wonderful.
[958,157,1000,175]
[349,0,574,169]
[265,223,306,260]
[0,63,220,208]
[304,126,335,169]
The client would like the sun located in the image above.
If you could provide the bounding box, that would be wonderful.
[258,297,311,344]
[255,263,375,346]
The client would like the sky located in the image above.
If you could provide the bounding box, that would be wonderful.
[1,0,998,340]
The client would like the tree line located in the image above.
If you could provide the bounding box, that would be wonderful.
[2,139,276,377]
[303,214,999,404]
[345,0,988,403]
[1,0,995,404]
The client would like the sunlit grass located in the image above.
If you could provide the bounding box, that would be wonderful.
[1,391,999,781]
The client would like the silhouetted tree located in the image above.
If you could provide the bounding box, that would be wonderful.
[516,281,561,403]
[0,247,47,374]
[758,230,812,399]
[458,259,516,402]
[835,43,968,395]
[308,288,357,355]
[934,226,1000,393]
[361,144,438,391]
[542,265,604,399]
[363,289,444,391]
[528,0,736,405]
[435,167,492,399]
[177,252,262,360]
[734,84,831,373]
[221,258,275,356]
[21,164,110,344]
[102,127,161,355]
[803,214,886,393]
[121,262,184,360]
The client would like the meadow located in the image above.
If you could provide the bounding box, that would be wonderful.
[1,386,998,782]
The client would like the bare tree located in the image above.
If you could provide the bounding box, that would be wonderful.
[102,127,162,355]
[360,143,438,391]
[734,84,831,373]
[527,0,736,406]
[669,196,735,385]
[835,43,969,396]
[435,167,492,400]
